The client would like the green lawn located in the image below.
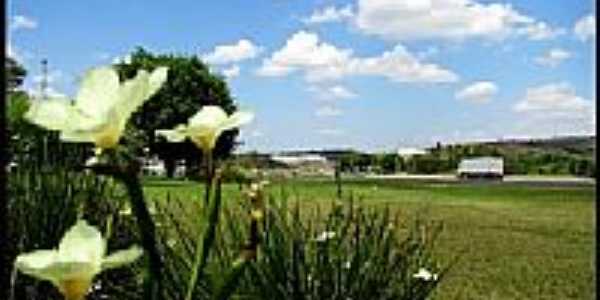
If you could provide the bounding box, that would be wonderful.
[142,177,596,300]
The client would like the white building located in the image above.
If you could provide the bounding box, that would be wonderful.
[270,154,333,176]
[457,157,504,179]
[142,156,166,176]
[397,147,427,158]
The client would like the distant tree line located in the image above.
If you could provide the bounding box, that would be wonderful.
[337,142,596,178]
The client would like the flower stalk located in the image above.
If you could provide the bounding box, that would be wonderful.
[82,162,163,300]
[185,162,221,300]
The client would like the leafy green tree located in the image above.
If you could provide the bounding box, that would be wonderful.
[114,47,241,178]
[6,57,27,93]
[379,153,398,174]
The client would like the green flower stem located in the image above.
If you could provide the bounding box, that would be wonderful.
[186,152,221,300]
[84,163,163,300]
[213,258,249,300]
[203,151,213,205]
[119,171,163,300]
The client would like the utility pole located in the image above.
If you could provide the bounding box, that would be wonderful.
[40,59,49,165]
[40,59,48,99]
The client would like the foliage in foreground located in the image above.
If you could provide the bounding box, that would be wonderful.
[156,184,449,300]
[6,167,142,300]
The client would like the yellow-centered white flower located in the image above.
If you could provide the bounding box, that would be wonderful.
[25,66,168,150]
[413,267,438,281]
[14,220,143,300]
[156,105,253,152]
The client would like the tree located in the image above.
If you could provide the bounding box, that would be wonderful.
[380,153,398,174]
[6,57,27,93]
[114,48,240,178]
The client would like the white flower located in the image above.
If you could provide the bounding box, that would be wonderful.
[156,105,253,152]
[315,231,336,242]
[343,261,351,269]
[84,156,99,167]
[15,220,143,300]
[413,267,438,281]
[25,66,168,150]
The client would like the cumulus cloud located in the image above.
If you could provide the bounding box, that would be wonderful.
[303,5,354,24]
[573,14,596,41]
[534,48,571,67]
[201,39,262,65]
[7,42,21,62]
[514,83,595,132]
[353,0,562,41]
[315,106,343,117]
[516,21,565,41]
[222,65,240,79]
[11,15,37,30]
[309,84,358,100]
[257,31,458,83]
[455,81,497,103]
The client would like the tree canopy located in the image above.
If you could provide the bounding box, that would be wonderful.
[6,57,27,93]
[114,47,241,177]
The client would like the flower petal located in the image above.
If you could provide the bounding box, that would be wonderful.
[15,250,59,282]
[74,67,120,117]
[101,246,143,271]
[156,124,188,142]
[60,131,96,143]
[220,111,254,132]
[147,67,168,98]
[114,70,150,123]
[188,106,228,131]
[58,220,106,266]
[115,67,167,129]
[24,99,76,131]
[42,261,97,282]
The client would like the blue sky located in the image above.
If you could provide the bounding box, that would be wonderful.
[8,0,596,152]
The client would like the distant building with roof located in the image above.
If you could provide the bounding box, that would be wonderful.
[269,153,334,176]
[457,157,504,179]
[397,147,428,158]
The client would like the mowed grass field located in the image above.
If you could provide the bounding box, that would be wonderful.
[142,177,596,300]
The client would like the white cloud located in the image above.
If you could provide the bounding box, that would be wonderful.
[201,39,262,65]
[7,42,21,62]
[309,84,357,100]
[315,106,343,117]
[514,83,594,123]
[516,21,565,41]
[222,65,241,79]
[27,86,67,99]
[11,15,38,30]
[112,54,132,64]
[249,130,264,138]
[534,48,571,67]
[349,44,459,82]
[353,0,561,41]
[328,85,357,99]
[455,81,497,103]
[303,5,354,24]
[257,31,352,78]
[32,70,64,85]
[574,15,596,41]
[257,31,458,83]
[94,52,112,61]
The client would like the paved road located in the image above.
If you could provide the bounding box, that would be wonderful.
[363,174,596,187]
